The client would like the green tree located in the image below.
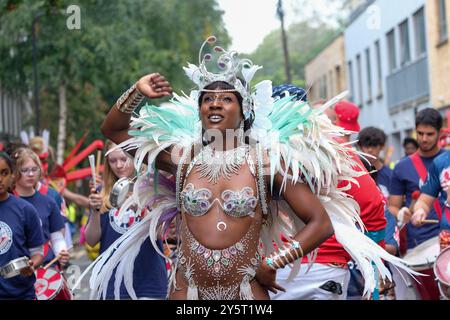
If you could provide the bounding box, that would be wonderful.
[248,21,339,88]
[0,0,229,160]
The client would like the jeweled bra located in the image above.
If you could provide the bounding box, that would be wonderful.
[180,183,258,218]
[175,143,270,217]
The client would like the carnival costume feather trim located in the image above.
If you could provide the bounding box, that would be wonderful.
[75,85,422,300]
[73,172,177,300]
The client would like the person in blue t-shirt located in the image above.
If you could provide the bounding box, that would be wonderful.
[403,137,419,158]
[357,127,398,256]
[11,148,69,269]
[27,136,75,255]
[85,141,167,299]
[0,152,45,300]
[412,150,450,250]
[388,108,444,300]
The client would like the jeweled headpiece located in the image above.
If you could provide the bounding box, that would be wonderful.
[183,36,262,120]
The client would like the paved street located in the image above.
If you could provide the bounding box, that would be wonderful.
[64,235,93,300]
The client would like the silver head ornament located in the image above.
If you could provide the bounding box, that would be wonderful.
[183,36,262,120]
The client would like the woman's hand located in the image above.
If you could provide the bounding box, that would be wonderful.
[88,188,102,212]
[255,261,286,294]
[137,73,172,99]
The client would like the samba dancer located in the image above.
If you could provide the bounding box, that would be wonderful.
[0,152,45,300]
[79,37,416,300]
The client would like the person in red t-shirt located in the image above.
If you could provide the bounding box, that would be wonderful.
[272,99,387,300]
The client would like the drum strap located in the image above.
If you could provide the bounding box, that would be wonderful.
[43,241,49,257]
[410,152,442,220]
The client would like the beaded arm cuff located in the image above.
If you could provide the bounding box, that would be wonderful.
[265,240,304,270]
[115,83,145,114]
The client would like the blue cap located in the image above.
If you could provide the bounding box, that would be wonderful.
[272,84,308,102]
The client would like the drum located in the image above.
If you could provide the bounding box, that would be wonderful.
[110,177,133,208]
[403,237,440,271]
[0,257,29,279]
[434,246,450,299]
[34,267,73,300]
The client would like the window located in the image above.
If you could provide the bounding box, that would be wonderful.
[375,40,383,97]
[387,29,397,73]
[365,48,372,102]
[335,65,342,93]
[438,0,448,43]
[399,19,411,66]
[356,54,363,106]
[311,82,317,101]
[414,7,427,56]
[329,70,334,97]
[320,75,327,99]
[348,61,354,100]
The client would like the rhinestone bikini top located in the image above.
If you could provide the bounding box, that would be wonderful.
[180,183,258,218]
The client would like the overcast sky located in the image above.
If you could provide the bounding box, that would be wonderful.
[216,0,344,54]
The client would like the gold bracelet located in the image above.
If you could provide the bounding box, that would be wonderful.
[116,83,145,114]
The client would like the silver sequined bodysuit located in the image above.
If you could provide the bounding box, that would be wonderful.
[173,151,266,300]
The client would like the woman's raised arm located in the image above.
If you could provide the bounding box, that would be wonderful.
[101,73,172,147]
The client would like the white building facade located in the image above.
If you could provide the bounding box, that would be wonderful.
[345,0,430,161]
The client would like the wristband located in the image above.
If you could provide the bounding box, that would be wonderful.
[116,83,144,114]
[265,239,304,270]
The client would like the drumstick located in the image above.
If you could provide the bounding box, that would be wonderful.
[409,191,420,212]
[42,248,74,270]
[43,255,60,270]
[88,154,97,190]
[399,191,421,229]
[96,150,102,176]
[422,219,440,224]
